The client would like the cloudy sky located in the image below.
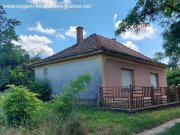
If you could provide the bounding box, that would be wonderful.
[1,0,164,59]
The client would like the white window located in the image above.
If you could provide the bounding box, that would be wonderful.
[44,68,48,76]
[150,73,158,88]
[121,69,133,87]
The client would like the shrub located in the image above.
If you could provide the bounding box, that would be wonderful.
[51,74,91,117]
[28,80,51,101]
[3,85,42,126]
[166,68,180,86]
[10,66,34,86]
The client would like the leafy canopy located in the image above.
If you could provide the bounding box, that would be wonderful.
[166,68,180,86]
[115,0,180,34]
[0,6,40,90]
[115,0,180,67]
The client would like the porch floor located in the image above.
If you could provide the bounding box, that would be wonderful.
[100,102,180,113]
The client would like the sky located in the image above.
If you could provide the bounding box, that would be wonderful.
[0,0,165,60]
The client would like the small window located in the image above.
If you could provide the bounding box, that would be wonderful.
[150,73,158,88]
[121,69,133,87]
[44,68,48,76]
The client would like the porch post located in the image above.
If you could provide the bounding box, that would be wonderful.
[151,86,155,105]
[129,85,133,109]
[98,87,102,108]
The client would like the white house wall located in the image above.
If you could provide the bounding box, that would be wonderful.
[35,55,102,102]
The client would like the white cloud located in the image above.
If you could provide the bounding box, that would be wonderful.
[65,26,87,38]
[28,22,56,35]
[121,26,156,40]
[113,14,117,22]
[28,0,58,6]
[114,21,156,40]
[114,20,122,29]
[13,35,54,57]
[122,41,139,52]
[28,0,72,6]
[62,0,71,5]
[56,33,66,40]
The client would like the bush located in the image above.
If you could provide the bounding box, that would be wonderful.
[51,74,91,117]
[28,80,51,101]
[10,66,34,86]
[166,68,180,86]
[3,85,42,126]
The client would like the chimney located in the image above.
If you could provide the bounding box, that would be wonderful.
[76,26,83,43]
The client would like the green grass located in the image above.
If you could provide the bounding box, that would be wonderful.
[0,105,180,135]
[157,123,180,135]
[79,106,180,135]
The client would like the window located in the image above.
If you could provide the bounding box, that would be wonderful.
[44,68,48,76]
[150,73,158,88]
[121,69,133,87]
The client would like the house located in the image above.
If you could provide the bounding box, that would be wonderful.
[28,27,167,106]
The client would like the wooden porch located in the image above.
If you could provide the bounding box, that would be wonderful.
[99,86,180,110]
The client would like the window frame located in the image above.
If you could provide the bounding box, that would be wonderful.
[44,68,48,76]
[120,68,134,87]
[150,72,159,88]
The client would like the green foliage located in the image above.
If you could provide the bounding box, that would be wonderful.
[166,68,180,86]
[81,106,180,135]
[51,74,91,117]
[115,0,180,35]
[0,6,41,90]
[3,85,42,126]
[115,0,180,67]
[163,21,180,67]
[0,67,10,90]
[153,52,165,62]
[0,6,20,46]
[28,80,52,101]
[10,66,34,86]
[62,112,87,135]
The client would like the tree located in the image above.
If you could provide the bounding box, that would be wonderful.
[0,6,39,90]
[153,52,165,62]
[163,21,180,67]
[115,0,180,67]
[166,68,180,86]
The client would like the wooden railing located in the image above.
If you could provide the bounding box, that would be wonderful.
[100,86,180,109]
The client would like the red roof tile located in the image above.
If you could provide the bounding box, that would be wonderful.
[28,34,166,67]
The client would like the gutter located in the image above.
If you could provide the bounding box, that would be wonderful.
[27,49,103,68]
[28,47,166,69]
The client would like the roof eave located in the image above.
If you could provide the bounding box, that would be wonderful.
[102,49,166,68]
[28,48,166,69]
[27,49,103,68]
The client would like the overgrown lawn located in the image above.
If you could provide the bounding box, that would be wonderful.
[80,106,180,135]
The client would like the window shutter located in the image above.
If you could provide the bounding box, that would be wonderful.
[150,73,158,88]
[121,69,133,87]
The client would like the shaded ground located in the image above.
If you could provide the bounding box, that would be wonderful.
[157,123,180,135]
